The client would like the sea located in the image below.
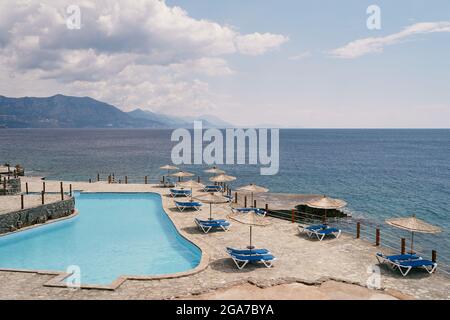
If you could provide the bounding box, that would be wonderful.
[1,128,449,269]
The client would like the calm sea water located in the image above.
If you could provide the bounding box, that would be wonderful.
[1,129,449,266]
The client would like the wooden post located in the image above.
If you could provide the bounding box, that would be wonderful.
[432,250,437,263]
[43,181,46,193]
[375,228,380,246]
[145,176,148,184]
[108,175,111,184]
[125,176,128,184]
[60,181,64,200]
[234,192,238,204]
[254,199,257,208]
[244,195,247,208]
[97,173,100,182]
[197,176,200,183]
[401,238,406,254]
[69,184,72,197]
[3,177,6,190]
[162,175,165,183]
[291,209,295,223]
[356,222,360,239]
[25,182,29,194]
[21,194,24,209]
[89,178,92,183]
[41,191,45,205]
[265,203,268,211]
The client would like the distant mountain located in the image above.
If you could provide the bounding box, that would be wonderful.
[127,108,188,128]
[182,114,233,128]
[127,109,233,128]
[0,95,232,128]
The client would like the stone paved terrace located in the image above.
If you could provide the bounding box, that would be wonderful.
[0,177,448,300]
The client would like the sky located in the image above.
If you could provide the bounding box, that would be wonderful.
[1,0,450,128]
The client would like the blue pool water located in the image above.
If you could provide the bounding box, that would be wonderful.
[0,192,201,285]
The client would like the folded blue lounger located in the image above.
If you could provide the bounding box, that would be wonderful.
[195,218,230,233]
[228,252,276,269]
[226,247,270,255]
[175,201,202,212]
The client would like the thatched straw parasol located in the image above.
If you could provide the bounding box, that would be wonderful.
[209,174,236,195]
[160,165,179,180]
[386,215,442,254]
[195,193,229,220]
[204,166,225,175]
[171,171,195,182]
[306,195,347,224]
[209,174,236,183]
[237,184,269,208]
[228,211,271,249]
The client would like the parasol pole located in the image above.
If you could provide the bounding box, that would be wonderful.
[209,203,212,220]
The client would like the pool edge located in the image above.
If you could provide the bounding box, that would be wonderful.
[0,190,210,291]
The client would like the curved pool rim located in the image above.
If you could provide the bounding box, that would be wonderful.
[0,191,210,290]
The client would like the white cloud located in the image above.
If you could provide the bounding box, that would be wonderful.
[330,21,450,59]
[235,33,289,56]
[0,0,287,115]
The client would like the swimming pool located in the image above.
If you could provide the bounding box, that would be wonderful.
[0,193,201,285]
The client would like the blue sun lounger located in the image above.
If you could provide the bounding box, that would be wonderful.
[203,185,223,193]
[231,207,267,217]
[376,253,419,264]
[195,218,230,233]
[298,224,327,233]
[228,252,276,269]
[170,188,191,197]
[311,227,341,241]
[376,252,437,276]
[298,224,341,241]
[175,201,202,212]
[392,259,437,276]
[226,247,270,255]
